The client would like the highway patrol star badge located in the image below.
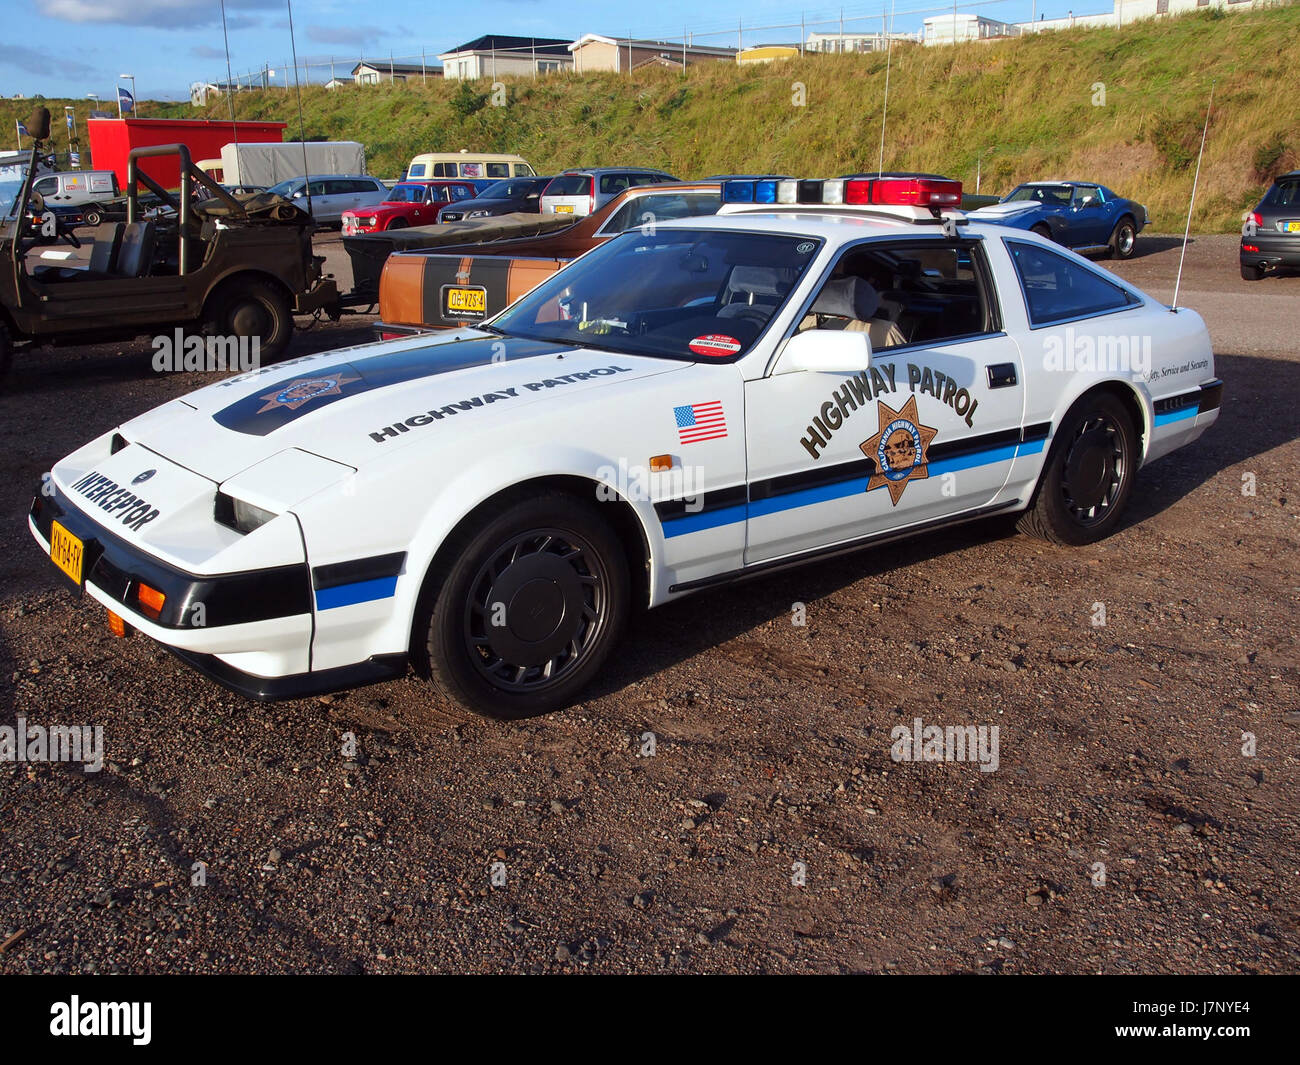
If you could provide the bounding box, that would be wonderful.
[860,395,938,505]
[257,375,360,414]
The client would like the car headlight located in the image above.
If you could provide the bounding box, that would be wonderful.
[468,210,488,218]
[360,216,377,226]
[215,492,277,535]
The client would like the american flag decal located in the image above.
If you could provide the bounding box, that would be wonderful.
[674,401,727,444]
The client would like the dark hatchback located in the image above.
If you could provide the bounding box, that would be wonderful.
[1241,170,1300,280]
[439,176,552,223]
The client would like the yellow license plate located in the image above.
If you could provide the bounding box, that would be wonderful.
[50,521,84,586]
[1287,221,1300,233]
[554,204,574,214]
[444,286,487,317]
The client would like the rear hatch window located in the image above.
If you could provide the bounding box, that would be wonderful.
[545,175,592,197]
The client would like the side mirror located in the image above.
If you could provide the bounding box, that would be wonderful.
[292,190,304,198]
[780,328,872,374]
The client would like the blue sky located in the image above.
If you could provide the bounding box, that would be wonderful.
[9,0,1114,101]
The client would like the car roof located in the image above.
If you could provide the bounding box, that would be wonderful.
[554,167,673,176]
[652,208,967,242]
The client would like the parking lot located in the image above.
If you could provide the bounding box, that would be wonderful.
[0,230,1296,974]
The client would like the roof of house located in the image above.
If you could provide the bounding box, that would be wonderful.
[351,60,438,75]
[441,35,573,58]
[568,33,736,56]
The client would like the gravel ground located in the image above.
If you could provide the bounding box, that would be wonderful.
[0,231,1296,974]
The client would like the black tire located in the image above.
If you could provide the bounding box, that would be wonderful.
[1017,392,1138,546]
[83,205,104,227]
[1108,216,1137,260]
[416,492,630,719]
[209,277,293,362]
[1240,262,1264,281]
[386,218,408,230]
[1031,223,1053,241]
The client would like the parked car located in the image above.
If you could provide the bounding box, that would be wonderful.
[969,181,1148,259]
[439,176,553,223]
[28,174,1222,717]
[1240,169,1300,280]
[406,152,535,181]
[539,167,678,218]
[262,174,389,224]
[31,169,119,211]
[340,180,478,235]
[376,181,722,335]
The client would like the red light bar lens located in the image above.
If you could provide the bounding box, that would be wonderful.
[842,177,963,207]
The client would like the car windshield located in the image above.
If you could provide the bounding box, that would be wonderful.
[491,228,821,361]
[265,178,299,198]
[385,183,427,203]
[0,163,27,218]
[1004,184,1072,206]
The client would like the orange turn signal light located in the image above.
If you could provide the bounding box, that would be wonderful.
[136,583,166,620]
[649,454,673,473]
[106,610,127,638]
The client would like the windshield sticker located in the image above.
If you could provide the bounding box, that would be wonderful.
[688,334,741,358]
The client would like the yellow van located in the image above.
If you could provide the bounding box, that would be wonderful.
[405,152,535,181]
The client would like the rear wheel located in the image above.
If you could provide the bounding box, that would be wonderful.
[416,492,630,719]
[1030,223,1052,241]
[83,204,104,227]
[1108,216,1137,259]
[1017,392,1138,546]
[1240,262,1264,281]
[208,277,293,362]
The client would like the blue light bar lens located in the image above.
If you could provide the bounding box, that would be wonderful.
[754,180,777,204]
[722,180,755,203]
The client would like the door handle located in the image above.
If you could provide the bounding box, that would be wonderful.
[987,363,1018,389]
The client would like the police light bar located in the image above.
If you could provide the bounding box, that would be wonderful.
[723,176,963,209]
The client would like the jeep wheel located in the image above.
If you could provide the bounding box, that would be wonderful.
[1108,216,1137,260]
[417,492,630,719]
[83,205,104,228]
[1017,392,1138,546]
[210,278,293,362]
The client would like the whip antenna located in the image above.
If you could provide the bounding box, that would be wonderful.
[1172,81,1214,312]
[877,0,895,175]
[286,0,313,218]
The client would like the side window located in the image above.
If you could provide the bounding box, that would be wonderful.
[599,173,632,196]
[308,180,328,197]
[407,163,426,178]
[514,163,534,176]
[1073,185,1100,207]
[800,243,996,349]
[486,163,510,178]
[453,185,474,200]
[34,177,57,196]
[323,180,351,196]
[600,191,721,235]
[1007,240,1139,326]
[432,162,449,177]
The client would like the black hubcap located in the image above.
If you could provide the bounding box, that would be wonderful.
[1061,414,1125,525]
[229,299,269,338]
[464,528,607,691]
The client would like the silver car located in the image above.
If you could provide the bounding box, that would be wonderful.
[539,167,677,218]
[264,174,389,224]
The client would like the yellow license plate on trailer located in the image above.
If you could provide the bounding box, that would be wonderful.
[50,521,84,586]
[444,285,487,317]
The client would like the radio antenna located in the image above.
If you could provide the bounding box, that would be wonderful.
[1171,81,1214,312]
[877,0,895,175]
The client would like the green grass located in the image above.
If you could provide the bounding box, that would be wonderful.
[6,5,1299,231]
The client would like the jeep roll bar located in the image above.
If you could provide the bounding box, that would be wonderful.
[126,144,242,275]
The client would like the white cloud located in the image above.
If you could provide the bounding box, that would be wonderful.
[41,0,277,29]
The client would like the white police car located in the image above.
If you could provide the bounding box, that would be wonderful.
[30,176,1222,718]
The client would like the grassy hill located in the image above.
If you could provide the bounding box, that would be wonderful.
[7,5,1299,232]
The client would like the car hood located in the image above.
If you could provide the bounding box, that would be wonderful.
[969,201,1041,219]
[121,332,686,482]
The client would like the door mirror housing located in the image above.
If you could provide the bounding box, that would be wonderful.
[779,328,872,375]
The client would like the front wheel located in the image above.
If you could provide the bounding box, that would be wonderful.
[1017,393,1138,546]
[417,493,630,719]
[1108,216,1137,259]
[1031,223,1053,242]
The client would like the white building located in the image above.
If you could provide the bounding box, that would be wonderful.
[1020,0,1273,34]
[438,35,573,80]
[804,30,921,52]
[923,13,1022,44]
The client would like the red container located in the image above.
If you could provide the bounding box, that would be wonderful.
[86,117,287,191]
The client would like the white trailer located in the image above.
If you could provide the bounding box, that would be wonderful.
[214,141,367,187]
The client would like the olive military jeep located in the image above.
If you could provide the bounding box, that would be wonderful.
[0,108,337,381]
